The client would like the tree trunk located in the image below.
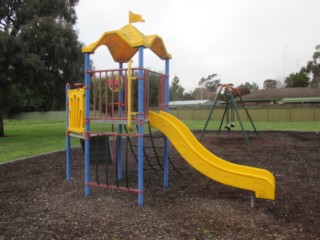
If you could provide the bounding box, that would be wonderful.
[0,113,5,137]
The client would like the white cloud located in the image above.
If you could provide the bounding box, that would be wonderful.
[75,0,320,90]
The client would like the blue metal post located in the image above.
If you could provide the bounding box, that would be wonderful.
[138,47,144,206]
[84,53,91,196]
[66,83,71,182]
[117,62,123,181]
[163,59,170,189]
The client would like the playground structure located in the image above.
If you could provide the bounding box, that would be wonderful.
[66,22,172,206]
[200,84,258,145]
[65,19,275,206]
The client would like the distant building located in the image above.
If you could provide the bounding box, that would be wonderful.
[238,87,320,106]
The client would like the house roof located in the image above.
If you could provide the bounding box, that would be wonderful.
[240,87,320,102]
[82,24,172,62]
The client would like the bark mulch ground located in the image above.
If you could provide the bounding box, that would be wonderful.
[1,131,319,239]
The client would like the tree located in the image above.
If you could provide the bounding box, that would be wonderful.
[0,31,23,136]
[237,85,250,96]
[169,75,185,101]
[149,73,162,107]
[0,0,82,137]
[287,44,320,89]
[242,81,259,90]
[197,74,220,100]
[263,79,277,89]
[198,74,220,91]
[183,91,194,100]
[285,72,310,88]
[16,16,83,111]
[191,87,214,100]
[303,46,320,88]
[0,0,78,36]
[236,82,259,96]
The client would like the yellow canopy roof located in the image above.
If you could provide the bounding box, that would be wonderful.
[82,24,172,62]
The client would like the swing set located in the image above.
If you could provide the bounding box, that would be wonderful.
[200,84,258,145]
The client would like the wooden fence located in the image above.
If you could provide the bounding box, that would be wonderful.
[8,111,66,121]
[169,106,320,122]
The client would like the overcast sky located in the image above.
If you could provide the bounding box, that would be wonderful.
[75,0,320,91]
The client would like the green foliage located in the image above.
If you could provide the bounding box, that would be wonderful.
[0,32,23,113]
[263,79,277,89]
[236,82,258,96]
[169,75,185,101]
[285,72,310,88]
[288,44,320,89]
[0,0,82,111]
[183,91,194,100]
[0,0,82,136]
[148,73,162,107]
[237,85,250,95]
[302,46,320,88]
[169,75,195,101]
[193,74,220,100]
[0,0,79,35]
[198,73,220,92]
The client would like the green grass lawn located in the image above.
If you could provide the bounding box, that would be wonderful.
[1,119,319,164]
[0,120,72,163]
[183,120,320,132]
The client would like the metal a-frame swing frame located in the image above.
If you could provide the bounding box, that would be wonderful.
[199,84,258,146]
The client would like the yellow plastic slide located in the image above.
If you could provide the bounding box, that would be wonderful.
[149,111,275,200]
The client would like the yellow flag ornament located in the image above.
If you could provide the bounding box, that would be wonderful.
[129,11,145,24]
